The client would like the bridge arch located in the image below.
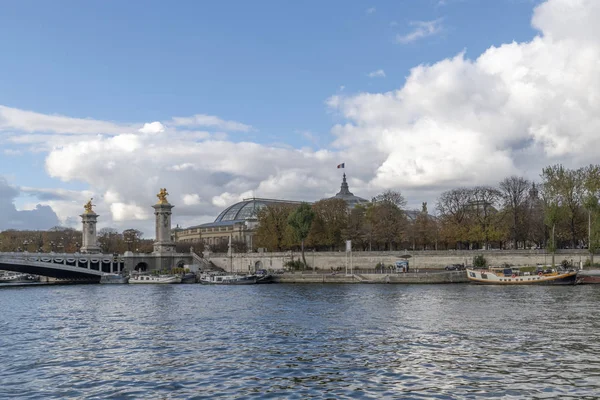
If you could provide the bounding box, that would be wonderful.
[176,260,185,269]
[134,262,148,272]
[254,261,263,271]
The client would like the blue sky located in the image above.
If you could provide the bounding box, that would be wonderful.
[1,0,538,150]
[2,0,595,236]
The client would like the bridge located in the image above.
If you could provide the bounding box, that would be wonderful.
[0,252,125,282]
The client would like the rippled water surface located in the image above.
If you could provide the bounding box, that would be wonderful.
[1,283,600,399]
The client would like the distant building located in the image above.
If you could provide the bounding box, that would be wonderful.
[175,174,370,250]
[325,173,369,208]
[175,198,303,248]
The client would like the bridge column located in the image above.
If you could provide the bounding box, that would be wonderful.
[80,199,101,254]
[152,188,176,255]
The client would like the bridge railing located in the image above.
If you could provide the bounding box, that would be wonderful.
[0,252,125,274]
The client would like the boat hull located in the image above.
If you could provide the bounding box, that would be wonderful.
[0,274,40,284]
[466,269,578,285]
[200,274,257,285]
[129,275,182,284]
[180,273,197,284]
[100,275,129,284]
[576,270,600,284]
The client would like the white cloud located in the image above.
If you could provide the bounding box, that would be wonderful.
[182,193,201,206]
[328,0,600,202]
[110,202,151,222]
[171,114,252,132]
[367,69,386,78]
[0,105,134,134]
[138,121,165,134]
[3,0,600,237]
[396,19,443,44]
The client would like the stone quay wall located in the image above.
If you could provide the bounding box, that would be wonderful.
[275,271,468,284]
[206,249,592,273]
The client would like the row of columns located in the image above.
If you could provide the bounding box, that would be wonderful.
[79,190,176,255]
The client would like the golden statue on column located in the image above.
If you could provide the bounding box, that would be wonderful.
[84,198,95,214]
[157,188,169,204]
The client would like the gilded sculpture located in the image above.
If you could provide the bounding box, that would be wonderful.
[157,188,169,204]
[84,198,95,214]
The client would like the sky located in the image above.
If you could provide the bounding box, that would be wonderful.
[1,0,598,238]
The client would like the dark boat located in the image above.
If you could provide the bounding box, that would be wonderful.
[576,270,600,284]
[256,274,275,284]
[180,272,197,284]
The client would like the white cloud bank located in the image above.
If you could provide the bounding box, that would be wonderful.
[1,0,599,236]
[330,0,600,191]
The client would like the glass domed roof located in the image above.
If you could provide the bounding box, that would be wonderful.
[214,199,270,223]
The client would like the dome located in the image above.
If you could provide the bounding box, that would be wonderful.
[214,199,293,223]
[330,173,369,208]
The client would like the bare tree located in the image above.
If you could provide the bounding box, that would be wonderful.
[499,176,530,249]
[436,188,471,249]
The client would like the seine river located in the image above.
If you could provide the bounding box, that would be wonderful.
[1,283,600,399]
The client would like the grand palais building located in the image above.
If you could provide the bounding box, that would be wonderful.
[174,174,369,249]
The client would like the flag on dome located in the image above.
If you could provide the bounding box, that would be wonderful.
[337,163,345,169]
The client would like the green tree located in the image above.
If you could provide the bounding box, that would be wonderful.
[582,164,600,265]
[288,202,315,268]
[307,198,348,250]
[254,203,296,251]
[344,205,368,250]
[541,166,566,267]
[368,190,407,250]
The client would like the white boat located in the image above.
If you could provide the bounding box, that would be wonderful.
[100,273,129,284]
[200,274,257,285]
[0,272,40,284]
[129,274,182,284]
[466,267,578,285]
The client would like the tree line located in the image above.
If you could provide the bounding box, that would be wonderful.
[2,163,599,262]
[0,226,204,254]
[253,164,600,260]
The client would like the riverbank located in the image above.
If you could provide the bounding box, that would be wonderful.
[274,270,468,284]
[207,249,594,273]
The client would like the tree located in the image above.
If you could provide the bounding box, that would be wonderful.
[436,188,471,249]
[499,176,531,249]
[288,202,315,268]
[372,190,407,208]
[413,202,437,250]
[98,228,121,253]
[307,198,348,250]
[344,205,368,250]
[175,239,205,254]
[254,204,296,251]
[368,190,407,250]
[582,164,600,265]
[123,229,144,252]
[541,167,565,267]
[467,186,502,249]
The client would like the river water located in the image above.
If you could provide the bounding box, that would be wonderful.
[1,283,599,399]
